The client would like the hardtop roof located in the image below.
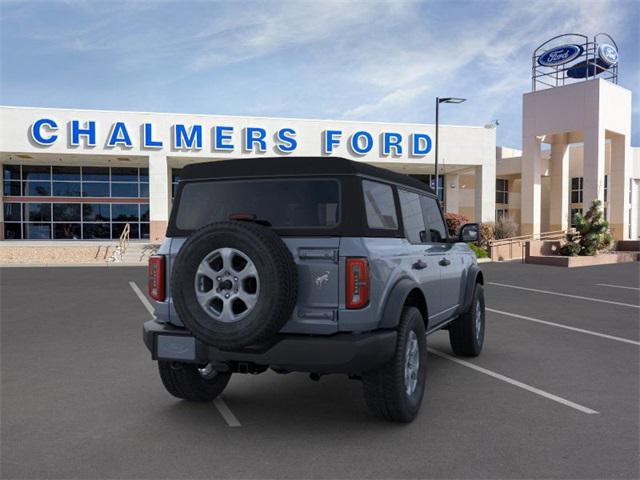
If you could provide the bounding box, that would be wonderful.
[179,156,434,194]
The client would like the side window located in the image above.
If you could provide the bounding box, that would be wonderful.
[420,196,447,243]
[362,180,398,230]
[398,189,426,243]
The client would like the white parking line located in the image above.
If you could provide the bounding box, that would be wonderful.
[129,281,156,317]
[214,397,242,427]
[428,348,599,415]
[487,308,640,346]
[596,283,640,291]
[489,282,640,309]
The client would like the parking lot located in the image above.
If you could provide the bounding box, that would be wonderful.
[1,261,639,479]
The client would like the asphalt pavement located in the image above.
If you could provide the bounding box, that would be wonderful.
[1,261,638,479]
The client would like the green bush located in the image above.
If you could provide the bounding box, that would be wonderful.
[467,242,488,258]
[560,199,613,256]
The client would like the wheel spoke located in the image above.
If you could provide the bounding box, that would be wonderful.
[197,262,219,281]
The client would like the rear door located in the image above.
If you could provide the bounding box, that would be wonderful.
[420,195,460,322]
[397,189,443,327]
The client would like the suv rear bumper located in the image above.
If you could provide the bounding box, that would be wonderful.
[143,320,397,374]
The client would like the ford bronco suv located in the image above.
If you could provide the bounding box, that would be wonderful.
[143,157,485,422]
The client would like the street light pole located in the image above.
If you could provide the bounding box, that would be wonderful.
[434,96,466,203]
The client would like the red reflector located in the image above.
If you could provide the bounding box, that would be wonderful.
[148,255,166,301]
[346,258,369,309]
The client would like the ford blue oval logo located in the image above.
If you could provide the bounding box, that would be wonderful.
[598,44,618,66]
[538,44,583,67]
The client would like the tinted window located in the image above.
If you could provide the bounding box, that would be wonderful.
[83,223,110,239]
[4,222,22,239]
[3,181,21,196]
[82,167,109,182]
[23,165,51,181]
[420,196,447,242]
[26,181,51,196]
[24,223,51,239]
[82,182,109,197]
[54,223,81,239]
[83,203,111,221]
[110,167,138,181]
[4,203,21,221]
[25,203,51,222]
[52,166,80,181]
[111,183,138,197]
[398,190,426,243]
[112,204,139,221]
[53,203,81,221]
[175,179,340,231]
[53,182,81,197]
[362,180,397,230]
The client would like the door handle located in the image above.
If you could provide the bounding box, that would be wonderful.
[412,259,427,270]
[439,257,451,267]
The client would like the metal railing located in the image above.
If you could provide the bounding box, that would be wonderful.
[106,223,131,263]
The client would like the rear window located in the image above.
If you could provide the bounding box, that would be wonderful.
[362,180,398,230]
[174,178,340,231]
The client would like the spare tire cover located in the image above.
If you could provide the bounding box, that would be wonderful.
[171,221,298,350]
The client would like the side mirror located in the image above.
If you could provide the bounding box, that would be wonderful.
[459,223,479,243]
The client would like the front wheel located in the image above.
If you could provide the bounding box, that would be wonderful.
[449,283,485,357]
[158,361,231,402]
[362,307,427,423]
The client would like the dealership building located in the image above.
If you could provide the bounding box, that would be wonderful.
[0,34,638,244]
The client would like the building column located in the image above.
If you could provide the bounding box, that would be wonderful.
[549,134,569,232]
[582,126,605,211]
[609,134,631,240]
[521,135,543,236]
[149,153,170,242]
[445,173,459,214]
[474,163,495,223]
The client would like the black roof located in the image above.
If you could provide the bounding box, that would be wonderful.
[179,157,434,194]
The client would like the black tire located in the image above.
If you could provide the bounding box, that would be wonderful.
[449,283,485,357]
[172,221,298,350]
[362,307,427,423]
[158,361,231,402]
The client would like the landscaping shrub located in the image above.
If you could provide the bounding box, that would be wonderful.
[494,216,519,239]
[467,242,488,258]
[479,222,495,248]
[443,212,469,237]
[560,199,613,256]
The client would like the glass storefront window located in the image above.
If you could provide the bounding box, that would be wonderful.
[54,223,81,239]
[3,181,21,196]
[52,182,81,197]
[25,181,51,196]
[52,166,80,181]
[110,167,138,181]
[3,165,21,181]
[83,223,111,239]
[25,203,51,222]
[53,204,81,222]
[111,183,138,198]
[4,223,22,239]
[83,203,110,221]
[22,165,51,181]
[82,167,110,182]
[112,203,139,221]
[4,202,21,221]
[24,223,52,239]
[140,183,149,198]
[82,182,110,197]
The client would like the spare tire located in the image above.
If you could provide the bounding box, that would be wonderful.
[171,221,297,350]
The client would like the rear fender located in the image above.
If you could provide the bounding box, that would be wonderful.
[378,278,427,329]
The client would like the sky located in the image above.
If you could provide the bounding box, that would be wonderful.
[1,0,638,149]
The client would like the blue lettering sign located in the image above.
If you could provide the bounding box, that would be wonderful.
[173,124,202,150]
[323,130,342,154]
[143,123,163,148]
[350,131,373,155]
[275,128,297,153]
[244,127,267,152]
[71,120,96,147]
[30,118,58,145]
[214,126,234,151]
[382,132,403,156]
[107,122,132,148]
[411,133,432,156]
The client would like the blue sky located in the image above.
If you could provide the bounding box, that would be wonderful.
[1,0,638,148]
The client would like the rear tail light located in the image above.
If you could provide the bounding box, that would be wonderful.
[346,258,369,309]
[148,255,166,301]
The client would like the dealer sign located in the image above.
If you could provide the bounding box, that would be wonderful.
[537,44,583,67]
